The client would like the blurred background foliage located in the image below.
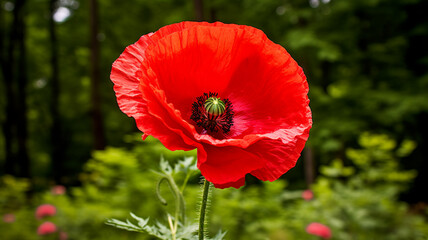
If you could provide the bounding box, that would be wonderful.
[1,0,428,239]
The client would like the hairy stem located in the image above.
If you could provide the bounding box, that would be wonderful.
[198,178,210,240]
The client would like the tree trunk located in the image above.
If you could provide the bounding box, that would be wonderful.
[209,7,216,22]
[193,0,204,21]
[15,0,30,178]
[89,0,105,150]
[304,147,315,187]
[49,0,63,183]
[0,0,17,175]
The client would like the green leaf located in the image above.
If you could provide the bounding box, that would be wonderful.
[130,212,149,228]
[174,157,197,174]
[210,230,227,240]
[105,218,145,233]
[159,156,173,175]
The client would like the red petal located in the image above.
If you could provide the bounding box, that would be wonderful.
[223,45,310,139]
[197,143,265,188]
[111,34,151,118]
[111,22,215,150]
[212,177,246,189]
[250,131,309,181]
[198,133,309,188]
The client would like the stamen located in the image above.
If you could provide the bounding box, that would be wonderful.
[190,92,234,135]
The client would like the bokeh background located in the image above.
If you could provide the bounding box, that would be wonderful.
[1,0,428,239]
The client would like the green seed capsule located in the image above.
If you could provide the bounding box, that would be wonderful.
[204,97,226,116]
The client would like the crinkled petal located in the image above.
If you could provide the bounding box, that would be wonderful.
[111,24,202,151]
[111,34,151,118]
[212,177,246,189]
[197,143,265,188]
[198,132,309,188]
[250,129,310,181]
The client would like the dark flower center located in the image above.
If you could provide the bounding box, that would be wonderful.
[190,92,234,134]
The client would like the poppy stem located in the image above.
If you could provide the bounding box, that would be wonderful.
[198,178,210,240]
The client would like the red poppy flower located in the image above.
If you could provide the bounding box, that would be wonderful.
[302,189,314,201]
[37,221,57,235]
[306,222,332,239]
[111,22,312,188]
[35,204,56,219]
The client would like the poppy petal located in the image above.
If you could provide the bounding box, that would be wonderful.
[198,134,308,188]
[111,34,151,118]
[250,132,309,181]
[111,24,201,151]
[198,143,265,188]
[212,177,246,189]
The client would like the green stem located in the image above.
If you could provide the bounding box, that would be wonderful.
[156,174,186,238]
[165,175,186,224]
[180,172,191,193]
[198,178,210,240]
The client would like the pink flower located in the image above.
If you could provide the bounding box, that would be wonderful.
[37,221,57,235]
[302,189,314,201]
[2,213,15,223]
[51,185,66,195]
[306,222,332,239]
[35,204,56,219]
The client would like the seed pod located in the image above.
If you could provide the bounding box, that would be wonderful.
[204,97,225,116]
